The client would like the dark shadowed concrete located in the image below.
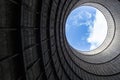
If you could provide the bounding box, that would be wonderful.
[0,0,120,80]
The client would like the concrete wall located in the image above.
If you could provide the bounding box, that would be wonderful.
[0,0,120,80]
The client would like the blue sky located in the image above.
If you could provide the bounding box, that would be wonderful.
[65,6,107,51]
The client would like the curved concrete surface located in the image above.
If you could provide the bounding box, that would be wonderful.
[0,0,120,80]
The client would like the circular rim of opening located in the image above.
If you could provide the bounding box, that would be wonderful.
[65,5,108,53]
[65,2,115,55]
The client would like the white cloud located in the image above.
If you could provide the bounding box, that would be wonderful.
[71,12,83,26]
[70,11,92,27]
[87,10,108,50]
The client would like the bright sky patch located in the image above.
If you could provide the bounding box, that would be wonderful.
[65,6,108,51]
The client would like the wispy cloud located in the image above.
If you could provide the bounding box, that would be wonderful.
[69,10,93,27]
[87,10,108,50]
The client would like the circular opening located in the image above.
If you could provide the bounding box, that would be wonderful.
[65,6,108,53]
[65,2,115,60]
